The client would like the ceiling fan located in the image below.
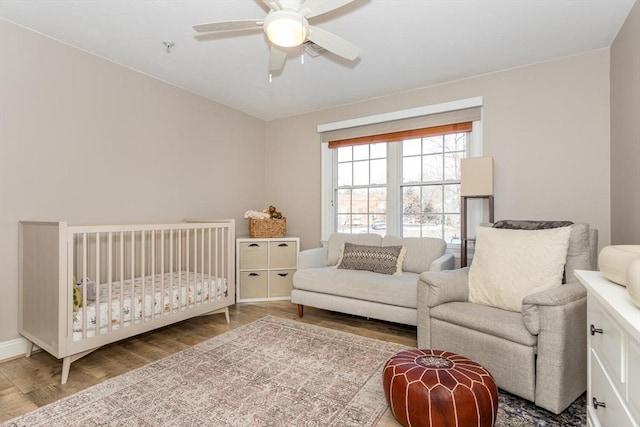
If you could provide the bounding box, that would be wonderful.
[193,0,361,74]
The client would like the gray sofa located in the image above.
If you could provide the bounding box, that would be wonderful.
[292,233,455,325]
[417,222,598,414]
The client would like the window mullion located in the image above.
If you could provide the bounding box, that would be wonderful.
[387,142,401,237]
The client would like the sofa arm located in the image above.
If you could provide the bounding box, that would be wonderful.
[521,281,587,335]
[428,252,455,272]
[298,247,328,270]
[418,267,470,308]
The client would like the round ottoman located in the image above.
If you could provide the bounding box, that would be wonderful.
[383,349,498,427]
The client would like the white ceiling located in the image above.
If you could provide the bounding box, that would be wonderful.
[0,0,635,121]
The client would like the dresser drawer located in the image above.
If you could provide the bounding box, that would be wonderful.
[590,351,635,427]
[589,294,624,387]
[239,242,268,269]
[269,241,297,268]
[239,271,268,299]
[236,237,299,302]
[269,270,294,297]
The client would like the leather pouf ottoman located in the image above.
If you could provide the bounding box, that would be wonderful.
[383,349,498,427]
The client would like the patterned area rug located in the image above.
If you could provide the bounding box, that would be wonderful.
[3,316,586,426]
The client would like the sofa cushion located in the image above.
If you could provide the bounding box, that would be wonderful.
[468,226,571,312]
[337,243,406,275]
[327,233,382,266]
[382,236,446,273]
[293,267,419,308]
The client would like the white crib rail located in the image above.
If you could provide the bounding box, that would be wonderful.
[19,219,235,384]
[69,222,233,345]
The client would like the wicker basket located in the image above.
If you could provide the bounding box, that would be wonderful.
[249,218,286,238]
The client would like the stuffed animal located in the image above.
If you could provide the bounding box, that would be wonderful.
[266,205,283,219]
[72,275,82,312]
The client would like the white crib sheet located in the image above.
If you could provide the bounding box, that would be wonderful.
[72,271,227,341]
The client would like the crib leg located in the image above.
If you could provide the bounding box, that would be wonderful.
[61,356,71,384]
[25,341,34,358]
[224,306,230,323]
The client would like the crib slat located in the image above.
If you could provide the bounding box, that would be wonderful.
[82,233,88,340]
[186,228,190,308]
[161,229,165,317]
[202,228,211,303]
[95,232,100,337]
[170,229,174,311]
[151,230,155,320]
[108,232,113,333]
[141,230,145,322]
[130,231,135,328]
[214,228,224,296]
[201,228,205,305]
[119,231,125,332]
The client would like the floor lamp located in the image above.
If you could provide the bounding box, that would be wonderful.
[460,156,494,267]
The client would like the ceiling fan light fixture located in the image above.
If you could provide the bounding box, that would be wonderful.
[264,10,308,48]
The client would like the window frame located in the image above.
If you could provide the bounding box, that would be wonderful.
[321,120,483,252]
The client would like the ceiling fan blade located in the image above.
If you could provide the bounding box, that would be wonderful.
[307,25,360,60]
[193,20,263,33]
[302,0,355,18]
[269,46,288,73]
[262,0,282,11]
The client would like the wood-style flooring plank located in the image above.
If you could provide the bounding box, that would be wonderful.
[0,302,416,423]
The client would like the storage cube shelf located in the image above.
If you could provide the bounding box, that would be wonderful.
[236,237,299,302]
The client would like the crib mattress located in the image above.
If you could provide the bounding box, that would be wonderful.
[72,271,227,341]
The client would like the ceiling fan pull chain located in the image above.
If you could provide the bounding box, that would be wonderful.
[269,73,273,83]
[301,53,304,65]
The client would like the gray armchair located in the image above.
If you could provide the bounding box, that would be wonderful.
[417,222,598,414]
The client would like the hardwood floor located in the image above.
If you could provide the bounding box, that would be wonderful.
[0,302,417,423]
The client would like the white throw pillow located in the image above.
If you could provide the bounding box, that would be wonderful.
[468,226,572,312]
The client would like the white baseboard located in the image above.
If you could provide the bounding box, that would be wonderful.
[0,337,35,362]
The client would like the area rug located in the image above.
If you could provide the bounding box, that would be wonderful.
[3,316,586,426]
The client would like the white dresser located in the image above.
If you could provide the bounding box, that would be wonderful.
[236,237,299,302]
[576,270,640,427]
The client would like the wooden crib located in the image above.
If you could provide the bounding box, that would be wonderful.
[19,219,235,384]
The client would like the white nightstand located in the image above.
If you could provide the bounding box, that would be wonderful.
[236,236,299,302]
[575,270,640,427]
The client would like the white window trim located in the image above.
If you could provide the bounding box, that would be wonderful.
[317,96,483,133]
[320,97,484,245]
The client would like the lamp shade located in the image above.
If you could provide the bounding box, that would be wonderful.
[461,156,494,196]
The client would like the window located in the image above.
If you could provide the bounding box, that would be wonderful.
[335,143,387,234]
[320,98,483,244]
[401,132,467,242]
[330,129,469,244]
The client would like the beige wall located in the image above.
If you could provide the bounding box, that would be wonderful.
[0,20,266,343]
[610,1,640,244]
[0,16,622,349]
[266,50,611,252]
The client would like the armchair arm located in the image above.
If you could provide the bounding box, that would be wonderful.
[521,281,586,335]
[428,252,455,272]
[523,281,588,413]
[298,247,328,270]
[417,267,469,348]
[418,267,470,308]
[523,281,587,307]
